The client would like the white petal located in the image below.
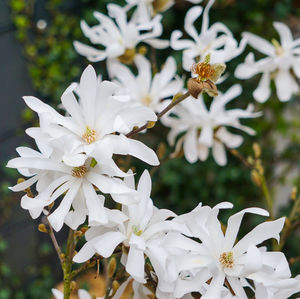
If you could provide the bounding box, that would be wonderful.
[234,217,285,256]
[73,241,96,263]
[48,182,81,232]
[253,72,271,103]
[212,141,227,166]
[78,289,92,299]
[224,207,269,251]
[184,6,202,41]
[183,128,198,163]
[52,289,63,299]
[86,171,135,194]
[82,182,108,226]
[273,22,293,48]
[126,138,160,166]
[242,32,275,56]
[126,246,146,283]
[93,232,126,258]
[275,69,298,102]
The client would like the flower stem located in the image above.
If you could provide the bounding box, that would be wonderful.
[45,217,64,265]
[63,229,75,299]
[126,92,190,138]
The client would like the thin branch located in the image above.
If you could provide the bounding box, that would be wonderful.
[45,217,63,265]
[126,92,190,138]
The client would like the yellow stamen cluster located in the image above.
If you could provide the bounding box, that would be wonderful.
[191,60,215,82]
[71,165,88,178]
[82,126,97,144]
[219,251,234,268]
[272,39,285,56]
[142,95,152,106]
[132,225,143,236]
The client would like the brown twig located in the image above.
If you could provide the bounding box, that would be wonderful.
[126,92,190,138]
[45,217,64,265]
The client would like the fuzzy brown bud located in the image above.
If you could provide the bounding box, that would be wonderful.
[38,224,48,233]
[251,170,261,186]
[108,257,117,278]
[253,143,261,159]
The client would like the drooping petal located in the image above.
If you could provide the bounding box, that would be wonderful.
[234,217,285,256]
[253,72,271,103]
[126,246,146,283]
[93,231,126,258]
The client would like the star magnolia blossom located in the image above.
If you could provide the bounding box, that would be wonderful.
[7,65,162,231]
[74,4,168,63]
[73,170,189,283]
[108,54,183,112]
[170,0,244,71]
[235,22,300,102]
[161,205,287,298]
[162,84,261,166]
[21,65,159,167]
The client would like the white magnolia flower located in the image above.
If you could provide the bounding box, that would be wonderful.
[73,170,189,283]
[20,65,159,168]
[166,206,285,299]
[52,288,103,299]
[74,4,168,63]
[7,145,135,232]
[108,54,183,112]
[7,65,161,231]
[235,22,300,102]
[162,84,261,166]
[171,0,244,71]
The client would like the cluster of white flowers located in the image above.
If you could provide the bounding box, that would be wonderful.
[8,0,300,298]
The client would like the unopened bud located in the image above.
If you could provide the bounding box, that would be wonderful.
[252,143,261,159]
[112,280,120,295]
[17,178,25,184]
[80,226,88,234]
[157,143,166,160]
[147,121,156,129]
[48,202,54,210]
[138,46,147,56]
[291,187,298,201]
[70,281,76,291]
[172,93,183,102]
[256,161,264,176]
[247,156,254,166]
[188,78,203,99]
[251,170,261,186]
[38,224,48,233]
[74,230,83,238]
[108,257,117,278]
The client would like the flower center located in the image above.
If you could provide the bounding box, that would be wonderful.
[71,165,88,178]
[219,251,234,268]
[132,225,143,236]
[272,39,285,56]
[82,126,97,144]
[142,95,152,106]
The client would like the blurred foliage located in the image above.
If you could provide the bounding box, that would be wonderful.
[3,0,300,297]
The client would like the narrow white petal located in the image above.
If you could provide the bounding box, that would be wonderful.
[93,231,126,258]
[126,246,146,283]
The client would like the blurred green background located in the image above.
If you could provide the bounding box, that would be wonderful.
[1,0,300,298]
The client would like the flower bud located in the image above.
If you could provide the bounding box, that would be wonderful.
[147,121,156,129]
[157,143,166,160]
[108,257,117,278]
[251,170,261,186]
[38,224,48,233]
[253,143,261,159]
[112,280,120,295]
[70,281,76,291]
[291,187,297,201]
